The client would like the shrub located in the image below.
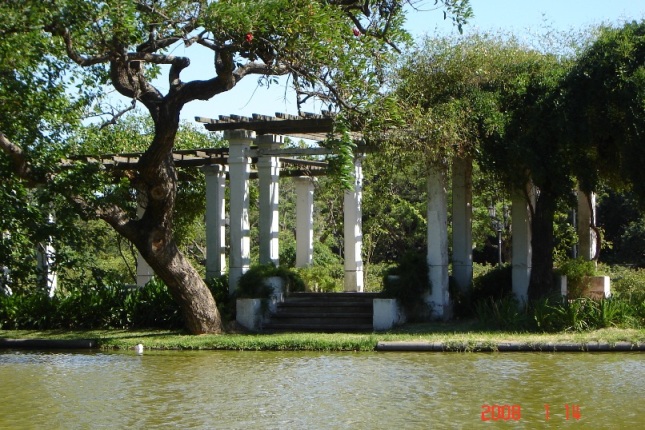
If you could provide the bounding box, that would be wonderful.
[471,264,513,304]
[0,277,186,330]
[555,258,597,298]
[474,296,528,330]
[236,264,305,298]
[530,295,642,332]
[382,251,429,321]
[207,274,235,323]
[130,278,183,329]
[293,266,342,292]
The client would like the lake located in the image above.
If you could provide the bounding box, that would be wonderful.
[0,350,643,429]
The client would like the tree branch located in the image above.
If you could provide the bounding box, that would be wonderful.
[109,60,164,120]
[0,131,38,186]
[1,130,139,238]
[55,27,110,66]
[99,99,138,130]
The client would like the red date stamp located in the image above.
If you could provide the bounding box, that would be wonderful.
[480,404,522,421]
[481,404,582,422]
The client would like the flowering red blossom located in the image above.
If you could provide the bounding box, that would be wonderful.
[245,32,253,42]
[353,27,361,37]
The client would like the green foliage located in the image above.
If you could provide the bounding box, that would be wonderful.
[236,264,306,299]
[207,275,235,323]
[129,278,183,329]
[607,266,645,299]
[531,296,643,332]
[474,296,527,331]
[555,258,598,298]
[382,251,429,320]
[453,264,513,320]
[563,21,645,199]
[471,264,513,303]
[323,117,357,191]
[0,277,185,330]
[293,266,342,293]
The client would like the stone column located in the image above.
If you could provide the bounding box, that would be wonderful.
[295,176,315,267]
[0,232,10,295]
[511,186,534,303]
[136,204,155,287]
[227,130,254,294]
[577,190,597,261]
[427,166,450,319]
[36,214,58,297]
[344,155,364,292]
[203,164,227,278]
[451,157,473,293]
[257,134,282,266]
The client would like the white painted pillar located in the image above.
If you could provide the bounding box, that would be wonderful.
[203,164,228,278]
[136,204,155,287]
[343,155,364,292]
[36,214,58,297]
[0,231,10,295]
[577,190,597,261]
[227,130,254,294]
[427,166,450,319]
[257,134,282,266]
[451,157,473,293]
[511,186,534,303]
[295,176,315,267]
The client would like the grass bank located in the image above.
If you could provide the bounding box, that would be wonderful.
[1,321,643,352]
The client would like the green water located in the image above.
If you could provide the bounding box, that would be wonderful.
[0,350,642,429]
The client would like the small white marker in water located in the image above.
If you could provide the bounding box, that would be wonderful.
[135,344,144,355]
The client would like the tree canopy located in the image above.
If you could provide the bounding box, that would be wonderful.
[0,0,472,333]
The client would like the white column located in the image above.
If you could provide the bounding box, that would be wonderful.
[203,164,227,278]
[577,189,597,261]
[511,186,534,303]
[427,166,450,319]
[0,232,10,294]
[257,134,282,266]
[451,157,473,293]
[227,130,254,294]
[344,155,364,292]
[295,176,315,267]
[0,231,10,295]
[36,214,58,297]
[136,204,154,287]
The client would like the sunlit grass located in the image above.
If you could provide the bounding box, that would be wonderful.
[1,323,643,351]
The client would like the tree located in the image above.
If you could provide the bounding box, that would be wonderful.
[0,0,471,333]
[564,21,645,203]
[386,32,575,300]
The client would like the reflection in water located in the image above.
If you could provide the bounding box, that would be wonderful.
[0,350,643,429]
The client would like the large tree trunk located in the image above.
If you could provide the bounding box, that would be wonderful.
[528,189,557,301]
[135,229,222,334]
[114,105,223,334]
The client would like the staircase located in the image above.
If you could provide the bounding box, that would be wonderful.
[263,292,379,332]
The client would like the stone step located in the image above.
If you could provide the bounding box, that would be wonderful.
[277,303,372,313]
[262,323,374,333]
[263,292,377,332]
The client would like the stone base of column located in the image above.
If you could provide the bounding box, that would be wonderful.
[427,264,451,320]
[343,270,364,292]
[512,265,530,304]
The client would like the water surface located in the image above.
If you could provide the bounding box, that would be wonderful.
[0,350,642,429]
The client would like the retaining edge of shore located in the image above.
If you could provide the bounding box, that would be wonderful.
[0,338,96,349]
[376,341,645,352]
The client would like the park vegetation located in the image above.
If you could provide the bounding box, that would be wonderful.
[1,2,644,334]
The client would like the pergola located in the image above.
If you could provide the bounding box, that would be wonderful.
[185,112,368,294]
[66,112,598,320]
